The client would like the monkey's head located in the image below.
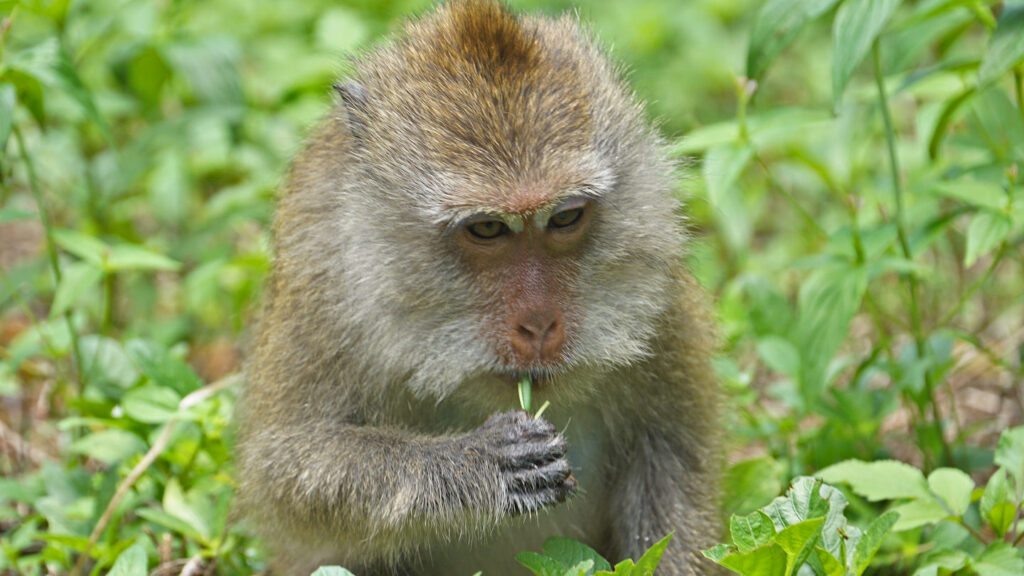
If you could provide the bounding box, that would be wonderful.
[279,0,684,403]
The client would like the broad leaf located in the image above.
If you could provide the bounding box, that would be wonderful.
[818,460,931,501]
[852,510,899,575]
[965,212,1011,267]
[108,541,147,576]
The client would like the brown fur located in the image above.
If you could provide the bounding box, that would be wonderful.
[236,2,723,575]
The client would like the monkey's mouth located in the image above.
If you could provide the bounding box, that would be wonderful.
[495,368,557,388]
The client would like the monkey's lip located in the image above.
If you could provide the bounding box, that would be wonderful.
[495,369,553,388]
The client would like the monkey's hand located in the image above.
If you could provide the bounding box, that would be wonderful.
[470,410,576,516]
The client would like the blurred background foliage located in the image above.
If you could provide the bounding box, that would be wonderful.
[0,0,1021,574]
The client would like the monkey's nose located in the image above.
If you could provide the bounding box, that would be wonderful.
[509,308,565,365]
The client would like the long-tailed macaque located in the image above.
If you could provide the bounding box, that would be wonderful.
[236,1,722,574]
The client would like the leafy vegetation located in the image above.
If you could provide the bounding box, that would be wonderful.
[1,0,1022,575]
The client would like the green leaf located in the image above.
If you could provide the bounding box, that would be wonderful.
[50,261,103,318]
[795,268,868,406]
[890,498,949,531]
[79,335,139,389]
[927,87,975,159]
[994,426,1024,492]
[52,229,109,267]
[518,552,570,576]
[108,541,147,576]
[852,510,899,575]
[121,384,183,424]
[985,502,1016,539]
[814,546,844,576]
[163,478,210,542]
[311,568,357,576]
[965,211,1011,267]
[126,340,203,395]
[542,538,612,573]
[756,336,801,379]
[747,0,843,80]
[931,180,1007,211]
[0,83,14,149]
[832,0,902,104]
[106,244,181,272]
[633,532,672,575]
[818,459,931,501]
[731,511,777,553]
[776,517,825,576]
[724,457,784,517]
[566,559,594,576]
[70,429,146,465]
[136,508,205,541]
[978,6,1024,87]
[703,143,753,251]
[979,468,1010,527]
[927,468,973,517]
[718,543,789,575]
[973,542,1024,576]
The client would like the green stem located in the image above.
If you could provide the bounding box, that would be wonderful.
[754,154,828,240]
[13,125,85,386]
[873,42,952,468]
[1014,69,1024,122]
[939,242,1007,327]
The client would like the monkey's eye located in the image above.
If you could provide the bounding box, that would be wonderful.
[467,219,510,240]
[547,207,584,229]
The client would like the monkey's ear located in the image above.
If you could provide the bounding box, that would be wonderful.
[333,82,369,139]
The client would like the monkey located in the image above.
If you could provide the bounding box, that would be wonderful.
[234,1,723,575]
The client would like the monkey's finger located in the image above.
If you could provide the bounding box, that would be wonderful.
[506,474,577,515]
[494,435,567,468]
[505,456,572,490]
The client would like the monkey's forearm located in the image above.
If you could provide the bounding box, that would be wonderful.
[238,411,574,545]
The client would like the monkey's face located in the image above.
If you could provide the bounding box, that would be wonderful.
[311,3,685,403]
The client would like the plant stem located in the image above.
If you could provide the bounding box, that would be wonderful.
[13,125,85,385]
[1014,69,1024,122]
[872,42,952,468]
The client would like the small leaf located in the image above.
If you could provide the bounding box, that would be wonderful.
[121,384,182,424]
[0,83,15,149]
[723,457,784,517]
[633,532,672,575]
[542,538,612,573]
[731,511,777,553]
[775,518,825,576]
[108,541,147,576]
[52,229,109,267]
[978,6,1024,87]
[853,510,899,575]
[718,543,789,575]
[126,340,203,395]
[756,336,801,379]
[818,460,931,501]
[927,468,973,516]
[964,212,1011,267]
[106,244,181,272]
[163,478,210,542]
[931,180,1007,211]
[890,498,949,531]
[517,552,568,576]
[973,542,1024,576]
[813,546,844,576]
[832,0,902,104]
[994,425,1024,492]
[50,261,103,318]
[70,429,146,465]
[747,0,843,80]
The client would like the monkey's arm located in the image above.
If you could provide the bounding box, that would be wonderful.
[236,411,574,564]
